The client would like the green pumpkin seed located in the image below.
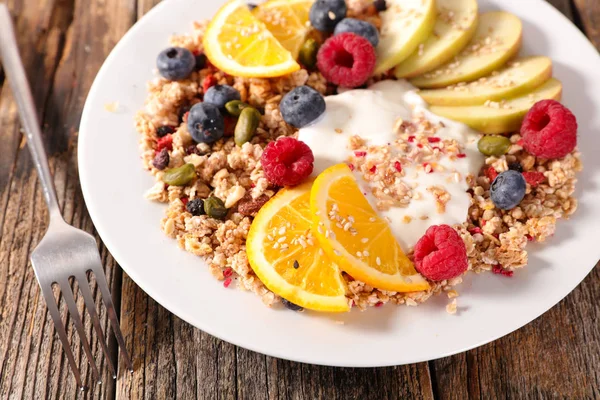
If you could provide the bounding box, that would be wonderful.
[225,100,250,117]
[234,107,261,146]
[162,163,196,186]
[204,196,228,220]
[477,135,512,156]
[298,38,319,69]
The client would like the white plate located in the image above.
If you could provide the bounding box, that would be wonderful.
[78,0,600,367]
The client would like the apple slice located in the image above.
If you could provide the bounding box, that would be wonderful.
[419,56,553,106]
[394,0,479,79]
[374,0,437,75]
[410,11,523,89]
[429,78,562,134]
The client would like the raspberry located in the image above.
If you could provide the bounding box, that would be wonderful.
[485,166,498,182]
[156,134,173,152]
[261,137,314,187]
[522,171,545,187]
[316,33,376,88]
[520,99,577,159]
[413,225,468,281]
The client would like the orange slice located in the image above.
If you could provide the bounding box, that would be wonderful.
[253,0,314,59]
[203,0,301,78]
[246,182,349,312]
[310,164,430,292]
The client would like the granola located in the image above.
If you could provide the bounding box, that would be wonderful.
[135,1,581,312]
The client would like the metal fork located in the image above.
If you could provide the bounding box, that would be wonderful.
[0,4,133,389]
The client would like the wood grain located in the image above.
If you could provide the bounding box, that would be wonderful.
[0,0,135,398]
[573,0,600,48]
[0,0,598,399]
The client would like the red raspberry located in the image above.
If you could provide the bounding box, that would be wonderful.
[520,99,577,159]
[156,134,173,152]
[522,171,545,187]
[261,137,314,187]
[485,166,498,182]
[316,33,376,88]
[413,225,468,281]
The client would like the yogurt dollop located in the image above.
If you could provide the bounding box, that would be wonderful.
[298,80,484,249]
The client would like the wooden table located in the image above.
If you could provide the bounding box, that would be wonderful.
[0,0,598,398]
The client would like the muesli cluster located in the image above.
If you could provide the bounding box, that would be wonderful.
[134,0,581,312]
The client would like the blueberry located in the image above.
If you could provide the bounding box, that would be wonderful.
[281,298,303,312]
[280,86,326,128]
[203,85,241,110]
[186,198,205,216]
[490,170,526,210]
[309,0,347,32]
[334,18,379,47]
[508,162,523,172]
[187,102,225,144]
[157,47,195,80]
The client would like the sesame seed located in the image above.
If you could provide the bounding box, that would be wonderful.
[369,217,376,222]
[356,251,363,257]
[328,11,335,19]
[267,235,274,241]
[278,226,286,235]
[361,238,369,243]
[376,257,381,266]
[273,242,279,249]
[363,250,370,257]
[293,260,300,269]
[277,237,286,243]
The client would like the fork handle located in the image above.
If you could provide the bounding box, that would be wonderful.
[0,4,62,219]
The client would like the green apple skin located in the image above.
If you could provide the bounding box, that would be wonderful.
[394,0,479,79]
[419,56,553,106]
[410,11,523,89]
[374,0,437,75]
[429,78,563,134]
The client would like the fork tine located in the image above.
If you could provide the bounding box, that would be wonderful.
[40,284,85,390]
[75,272,117,378]
[59,279,101,382]
[91,265,133,372]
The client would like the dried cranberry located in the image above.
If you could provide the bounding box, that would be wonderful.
[186,144,201,155]
[152,148,169,170]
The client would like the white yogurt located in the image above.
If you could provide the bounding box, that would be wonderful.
[298,80,484,249]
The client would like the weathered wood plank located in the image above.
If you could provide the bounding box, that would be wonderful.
[547,0,574,19]
[431,266,600,399]
[573,0,600,48]
[0,0,136,398]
